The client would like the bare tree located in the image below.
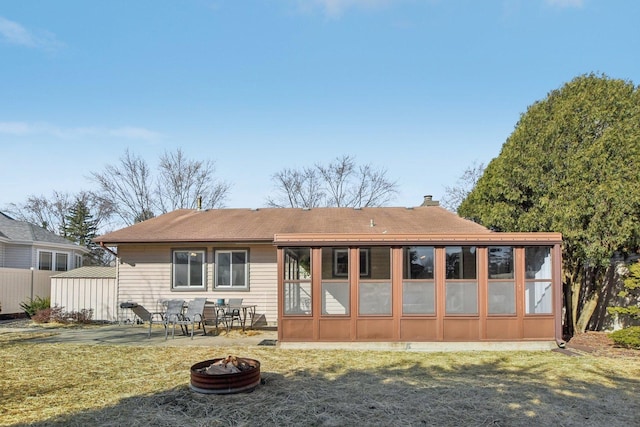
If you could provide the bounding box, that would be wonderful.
[90,148,231,226]
[5,190,113,236]
[155,148,230,212]
[266,167,325,208]
[440,160,485,212]
[90,149,155,226]
[267,155,398,208]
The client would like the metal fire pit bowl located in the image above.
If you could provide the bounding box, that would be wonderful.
[190,358,261,394]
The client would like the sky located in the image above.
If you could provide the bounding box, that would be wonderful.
[1,0,639,212]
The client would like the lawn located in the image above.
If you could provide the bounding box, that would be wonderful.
[0,331,638,426]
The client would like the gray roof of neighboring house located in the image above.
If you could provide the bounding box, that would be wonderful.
[0,212,87,251]
[52,266,116,279]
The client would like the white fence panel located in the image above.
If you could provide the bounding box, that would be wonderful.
[51,277,117,322]
[0,268,53,315]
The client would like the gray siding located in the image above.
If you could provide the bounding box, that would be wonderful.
[4,245,31,269]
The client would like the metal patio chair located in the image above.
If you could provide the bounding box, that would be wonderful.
[162,299,186,340]
[130,304,164,338]
[222,298,243,331]
[170,298,207,339]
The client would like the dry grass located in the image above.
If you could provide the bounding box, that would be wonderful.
[0,331,639,427]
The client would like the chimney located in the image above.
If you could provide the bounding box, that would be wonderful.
[196,196,202,210]
[420,195,439,207]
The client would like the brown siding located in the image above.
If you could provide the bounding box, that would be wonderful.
[279,240,562,344]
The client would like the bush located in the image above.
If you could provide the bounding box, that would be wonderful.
[609,326,640,350]
[20,296,50,317]
[31,306,94,325]
[68,309,94,324]
[31,306,65,324]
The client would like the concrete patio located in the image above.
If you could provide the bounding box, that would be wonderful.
[0,319,278,347]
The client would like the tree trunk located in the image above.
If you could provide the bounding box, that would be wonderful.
[570,273,582,332]
[575,292,599,334]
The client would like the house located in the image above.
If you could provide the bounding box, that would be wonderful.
[0,212,88,315]
[94,198,564,349]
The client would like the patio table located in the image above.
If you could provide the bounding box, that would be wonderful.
[231,304,257,331]
[206,303,256,332]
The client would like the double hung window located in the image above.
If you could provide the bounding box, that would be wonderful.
[172,250,205,289]
[215,250,248,289]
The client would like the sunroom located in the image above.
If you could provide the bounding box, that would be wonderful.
[275,233,563,348]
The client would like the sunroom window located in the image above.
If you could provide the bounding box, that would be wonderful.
[321,247,349,315]
[487,246,515,315]
[445,246,477,315]
[283,247,312,315]
[525,246,553,314]
[173,250,205,289]
[402,246,435,315]
[358,247,391,315]
[215,250,248,289]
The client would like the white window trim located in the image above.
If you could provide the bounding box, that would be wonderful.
[172,249,206,290]
[37,249,71,271]
[215,249,249,290]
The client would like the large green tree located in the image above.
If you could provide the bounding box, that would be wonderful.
[458,74,640,335]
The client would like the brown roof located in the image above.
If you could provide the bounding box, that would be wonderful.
[94,206,490,245]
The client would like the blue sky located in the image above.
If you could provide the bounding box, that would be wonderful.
[1,0,639,210]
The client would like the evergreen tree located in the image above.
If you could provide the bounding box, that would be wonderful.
[458,74,640,335]
[608,262,640,324]
[64,198,102,266]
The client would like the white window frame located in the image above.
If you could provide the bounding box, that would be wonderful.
[172,249,206,290]
[37,249,70,271]
[215,249,249,290]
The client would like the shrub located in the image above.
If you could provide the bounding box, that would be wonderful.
[31,306,94,325]
[31,306,66,324]
[20,296,50,318]
[68,309,94,324]
[609,326,640,350]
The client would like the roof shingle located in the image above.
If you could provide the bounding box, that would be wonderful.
[95,206,490,244]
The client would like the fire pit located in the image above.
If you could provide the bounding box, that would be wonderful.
[190,356,261,394]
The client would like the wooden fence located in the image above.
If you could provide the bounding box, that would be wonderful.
[0,268,54,315]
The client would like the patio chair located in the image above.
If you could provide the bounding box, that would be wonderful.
[223,298,243,331]
[130,305,164,338]
[170,298,207,339]
[162,299,186,340]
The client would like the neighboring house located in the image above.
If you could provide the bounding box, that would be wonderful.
[0,212,89,315]
[94,197,564,348]
[0,212,87,271]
